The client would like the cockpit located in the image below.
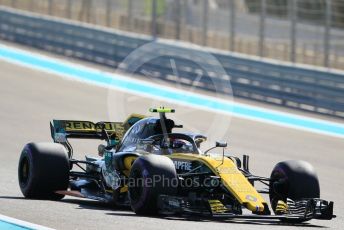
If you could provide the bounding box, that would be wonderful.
[117,117,205,154]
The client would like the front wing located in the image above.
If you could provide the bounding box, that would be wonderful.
[157,195,335,221]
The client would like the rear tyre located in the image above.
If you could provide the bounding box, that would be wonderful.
[128,155,178,215]
[18,142,70,200]
[269,160,320,222]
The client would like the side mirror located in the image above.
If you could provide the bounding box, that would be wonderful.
[139,139,155,145]
[204,141,228,155]
[98,144,106,157]
[137,139,156,153]
[216,141,227,148]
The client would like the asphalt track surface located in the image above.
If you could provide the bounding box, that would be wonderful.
[0,49,343,229]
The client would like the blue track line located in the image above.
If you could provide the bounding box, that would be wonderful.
[0,220,31,230]
[0,44,343,138]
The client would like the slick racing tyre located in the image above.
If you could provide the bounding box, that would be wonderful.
[269,160,320,221]
[128,154,178,215]
[18,142,70,200]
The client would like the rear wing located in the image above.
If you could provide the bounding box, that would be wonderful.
[50,114,145,144]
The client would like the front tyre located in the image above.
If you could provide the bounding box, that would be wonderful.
[269,160,320,222]
[18,142,70,200]
[128,155,178,215]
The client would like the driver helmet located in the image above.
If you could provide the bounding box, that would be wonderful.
[170,138,193,153]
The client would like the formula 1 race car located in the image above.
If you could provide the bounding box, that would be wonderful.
[18,108,335,222]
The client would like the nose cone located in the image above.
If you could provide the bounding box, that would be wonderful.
[246,202,265,213]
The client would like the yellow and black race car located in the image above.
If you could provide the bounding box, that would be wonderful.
[18,108,335,222]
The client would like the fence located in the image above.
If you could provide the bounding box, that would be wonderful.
[0,0,344,70]
[0,6,343,118]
